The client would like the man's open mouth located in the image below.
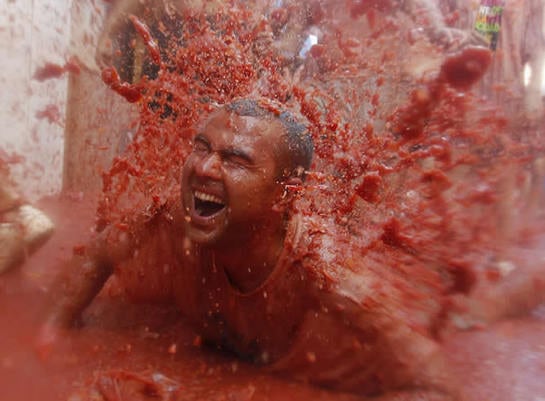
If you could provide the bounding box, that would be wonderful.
[194,190,226,217]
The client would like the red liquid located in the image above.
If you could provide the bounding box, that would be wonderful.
[33,58,81,82]
[440,46,492,91]
[129,15,162,67]
[5,2,545,400]
[33,62,65,81]
[101,66,142,103]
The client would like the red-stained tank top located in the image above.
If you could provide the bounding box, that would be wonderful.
[172,215,313,363]
[115,209,447,395]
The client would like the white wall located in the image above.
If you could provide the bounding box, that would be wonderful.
[0,0,73,200]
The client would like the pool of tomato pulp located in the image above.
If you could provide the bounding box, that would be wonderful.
[2,2,545,400]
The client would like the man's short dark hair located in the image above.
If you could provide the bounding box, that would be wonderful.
[225,98,314,177]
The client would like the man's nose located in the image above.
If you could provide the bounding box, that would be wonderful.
[195,152,222,179]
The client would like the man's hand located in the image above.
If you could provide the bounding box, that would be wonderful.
[445,247,545,334]
[35,240,117,362]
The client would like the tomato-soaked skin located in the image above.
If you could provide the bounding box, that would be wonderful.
[100,201,453,398]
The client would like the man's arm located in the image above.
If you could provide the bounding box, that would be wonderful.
[347,300,459,400]
[42,237,120,328]
[448,248,545,330]
[36,226,135,357]
[282,284,460,400]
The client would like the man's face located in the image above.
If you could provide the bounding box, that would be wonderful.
[181,109,286,245]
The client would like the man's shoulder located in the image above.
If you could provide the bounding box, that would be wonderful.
[285,213,366,296]
[290,213,444,332]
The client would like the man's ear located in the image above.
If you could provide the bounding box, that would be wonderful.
[272,176,303,213]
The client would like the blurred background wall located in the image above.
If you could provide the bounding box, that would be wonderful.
[1,0,135,202]
[0,0,73,200]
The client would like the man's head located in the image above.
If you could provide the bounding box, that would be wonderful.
[181,98,313,245]
[224,99,314,178]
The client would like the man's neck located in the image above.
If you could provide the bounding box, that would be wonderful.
[212,221,287,293]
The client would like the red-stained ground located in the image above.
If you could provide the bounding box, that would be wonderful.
[1,195,545,401]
